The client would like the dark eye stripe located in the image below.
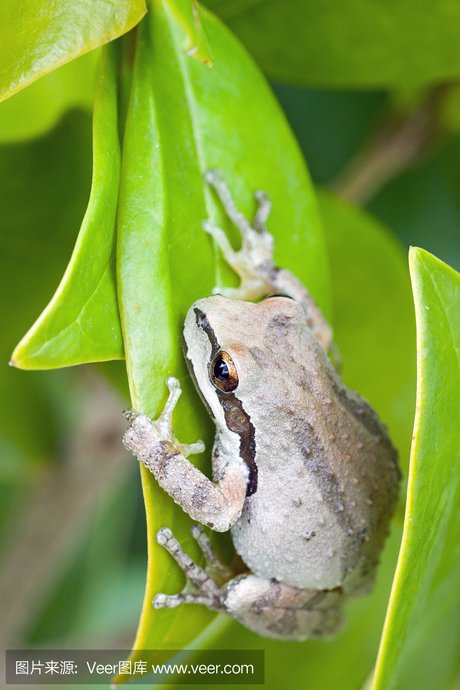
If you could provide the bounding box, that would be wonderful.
[193,307,258,496]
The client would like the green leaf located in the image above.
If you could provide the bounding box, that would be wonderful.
[372,248,460,690]
[200,194,415,690]
[0,51,97,144]
[116,0,329,663]
[0,0,146,102]
[166,0,214,66]
[319,191,416,466]
[207,0,460,89]
[0,110,93,473]
[11,45,124,370]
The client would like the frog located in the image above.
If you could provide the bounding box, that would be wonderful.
[122,170,400,640]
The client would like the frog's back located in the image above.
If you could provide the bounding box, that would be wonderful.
[230,313,400,592]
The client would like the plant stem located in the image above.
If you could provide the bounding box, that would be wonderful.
[331,85,452,205]
[0,372,132,652]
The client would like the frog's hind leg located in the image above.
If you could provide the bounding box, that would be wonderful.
[153,525,343,640]
[203,169,333,351]
[203,170,275,302]
[252,190,272,233]
[190,524,232,580]
[152,526,226,612]
[222,575,344,641]
[205,169,256,238]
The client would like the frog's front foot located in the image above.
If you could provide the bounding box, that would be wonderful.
[204,169,277,301]
[122,377,205,471]
[153,525,229,612]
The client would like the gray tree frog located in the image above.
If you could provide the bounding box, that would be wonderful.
[123,171,400,640]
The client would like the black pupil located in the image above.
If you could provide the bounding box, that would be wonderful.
[214,358,229,381]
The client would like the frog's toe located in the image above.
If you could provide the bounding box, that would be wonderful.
[191,524,232,579]
[252,190,272,234]
[155,526,222,596]
[153,592,179,609]
[122,408,138,423]
[178,439,205,458]
[204,168,221,185]
[153,590,221,610]
[156,527,173,545]
[212,285,249,300]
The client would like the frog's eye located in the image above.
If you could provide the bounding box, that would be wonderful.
[210,351,239,392]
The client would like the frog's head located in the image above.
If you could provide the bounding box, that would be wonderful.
[182,293,302,417]
[183,295,243,422]
[182,294,260,495]
[183,293,304,496]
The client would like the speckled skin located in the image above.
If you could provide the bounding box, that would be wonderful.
[188,295,399,595]
[123,171,400,640]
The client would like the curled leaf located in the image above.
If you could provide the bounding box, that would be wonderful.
[0,0,146,102]
[11,45,123,370]
[372,249,460,690]
[116,0,328,667]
